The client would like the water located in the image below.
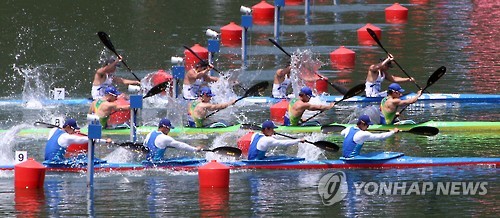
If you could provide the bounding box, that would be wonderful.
[0,0,498,217]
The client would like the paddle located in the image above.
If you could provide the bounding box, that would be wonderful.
[143,81,169,99]
[393,66,446,123]
[242,123,339,152]
[365,28,424,91]
[205,81,269,118]
[118,142,241,157]
[302,83,366,123]
[321,124,439,136]
[97,31,141,82]
[268,38,348,95]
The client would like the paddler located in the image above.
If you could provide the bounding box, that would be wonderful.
[91,56,141,100]
[183,60,219,100]
[89,86,130,129]
[365,54,415,97]
[247,120,305,160]
[272,65,292,98]
[44,118,112,162]
[341,115,399,158]
[187,86,236,128]
[380,83,422,124]
[143,118,202,161]
[284,86,335,126]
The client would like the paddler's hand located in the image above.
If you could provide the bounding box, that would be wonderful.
[416,89,423,97]
[105,138,113,144]
[387,53,394,60]
[195,146,203,152]
[392,128,400,133]
[298,138,306,143]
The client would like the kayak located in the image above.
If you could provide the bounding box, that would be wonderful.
[1,152,498,172]
[2,121,499,137]
[1,93,498,106]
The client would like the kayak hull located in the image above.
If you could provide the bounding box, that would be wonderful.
[1,153,498,172]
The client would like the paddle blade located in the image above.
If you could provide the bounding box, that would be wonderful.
[240,123,261,131]
[342,84,365,100]
[143,81,169,99]
[205,147,242,157]
[313,141,340,152]
[97,31,116,52]
[425,66,446,90]
[407,126,439,136]
[321,125,346,134]
[244,81,269,97]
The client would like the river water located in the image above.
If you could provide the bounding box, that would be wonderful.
[0,0,498,217]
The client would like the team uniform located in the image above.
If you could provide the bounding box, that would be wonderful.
[247,132,301,160]
[272,76,291,98]
[91,74,114,100]
[365,71,387,97]
[341,127,394,158]
[144,130,198,161]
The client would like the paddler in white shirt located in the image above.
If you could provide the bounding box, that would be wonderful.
[182,60,219,100]
[247,120,306,160]
[143,118,202,161]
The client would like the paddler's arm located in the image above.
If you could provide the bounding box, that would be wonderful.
[398,90,423,105]
[156,134,200,152]
[205,99,237,110]
[307,102,335,111]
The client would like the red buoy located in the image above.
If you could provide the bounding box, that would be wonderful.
[252,1,274,25]
[15,188,45,216]
[357,23,381,45]
[286,0,304,5]
[237,131,254,156]
[385,3,408,23]
[14,158,46,189]
[220,22,242,47]
[184,44,209,70]
[198,160,230,188]
[108,97,131,126]
[330,46,356,69]
[151,69,173,96]
[316,77,328,94]
[270,99,289,125]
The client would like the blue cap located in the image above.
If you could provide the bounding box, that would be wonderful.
[358,115,373,125]
[63,118,80,130]
[388,83,405,93]
[262,120,278,129]
[105,86,122,96]
[158,118,174,129]
[200,87,215,97]
[300,87,315,97]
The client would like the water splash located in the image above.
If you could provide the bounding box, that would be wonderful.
[297,132,328,161]
[0,124,32,165]
[290,49,323,96]
[103,147,136,163]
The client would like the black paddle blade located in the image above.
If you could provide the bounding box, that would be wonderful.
[240,123,261,131]
[117,142,149,153]
[407,126,439,136]
[244,81,269,97]
[97,31,116,52]
[313,141,340,152]
[320,125,346,134]
[425,66,446,90]
[204,147,242,157]
[341,84,365,101]
[143,81,169,99]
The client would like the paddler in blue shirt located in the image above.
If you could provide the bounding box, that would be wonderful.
[89,86,130,128]
[44,119,111,162]
[144,118,202,161]
[247,120,306,160]
[341,115,399,158]
[187,87,236,128]
[380,83,422,124]
[284,87,335,126]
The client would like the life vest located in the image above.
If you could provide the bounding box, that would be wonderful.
[44,129,66,161]
[145,131,166,161]
[248,133,266,160]
[342,127,363,158]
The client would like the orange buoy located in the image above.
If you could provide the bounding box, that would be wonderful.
[66,132,88,157]
[385,3,408,23]
[357,23,381,45]
[252,1,274,25]
[270,99,289,125]
[184,44,209,70]
[151,69,173,96]
[330,46,356,69]
[108,97,130,126]
[286,0,304,5]
[316,77,328,94]
[14,158,46,189]
[198,160,230,188]
[237,131,254,156]
[220,22,242,47]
